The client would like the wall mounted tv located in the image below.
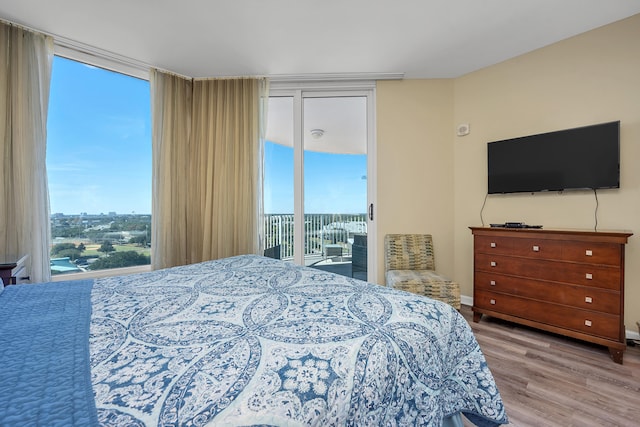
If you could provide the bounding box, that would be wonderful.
[487,121,620,194]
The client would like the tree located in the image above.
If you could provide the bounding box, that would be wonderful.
[129,234,149,247]
[50,242,82,260]
[98,240,115,254]
[88,251,150,270]
[51,242,76,255]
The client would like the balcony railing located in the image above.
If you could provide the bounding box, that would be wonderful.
[263,213,367,261]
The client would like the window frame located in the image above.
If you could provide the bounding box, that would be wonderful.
[268,79,378,283]
[49,44,153,281]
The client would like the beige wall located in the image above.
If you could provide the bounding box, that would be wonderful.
[376,79,455,282]
[377,14,640,335]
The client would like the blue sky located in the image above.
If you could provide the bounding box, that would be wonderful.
[47,56,367,215]
[47,56,152,215]
[264,142,367,214]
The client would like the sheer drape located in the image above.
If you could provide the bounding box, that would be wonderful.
[0,23,53,282]
[150,70,192,269]
[151,71,268,269]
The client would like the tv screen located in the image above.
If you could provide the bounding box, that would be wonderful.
[487,121,620,194]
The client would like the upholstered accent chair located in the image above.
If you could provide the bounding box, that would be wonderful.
[384,234,461,310]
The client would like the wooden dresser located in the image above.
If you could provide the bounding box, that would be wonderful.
[469,227,632,364]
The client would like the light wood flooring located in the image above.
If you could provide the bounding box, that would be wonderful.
[459,305,640,427]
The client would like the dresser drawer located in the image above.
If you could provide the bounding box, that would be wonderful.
[474,290,621,341]
[474,235,562,259]
[474,253,621,290]
[561,241,621,266]
[474,271,620,314]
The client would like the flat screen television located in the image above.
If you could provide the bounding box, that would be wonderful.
[487,121,620,194]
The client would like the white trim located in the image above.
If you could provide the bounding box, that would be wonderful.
[461,295,473,307]
[293,90,305,265]
[54,45,147,81]
[366,88,378,284]
[271,79,377,92]
[54,40,152,81]
[270,72,403,83]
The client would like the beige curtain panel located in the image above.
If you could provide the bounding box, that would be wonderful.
[0,22,53,283]
[151,71,268,269]
[150,70,193,269]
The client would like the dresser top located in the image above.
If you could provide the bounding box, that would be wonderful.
[469,226,633,243]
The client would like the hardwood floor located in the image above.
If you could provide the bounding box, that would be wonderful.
[459,305,640,427]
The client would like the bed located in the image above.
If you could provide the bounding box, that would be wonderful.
[0,254,507,426]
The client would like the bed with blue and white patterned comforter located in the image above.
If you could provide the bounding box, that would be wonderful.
[1,254,507,426]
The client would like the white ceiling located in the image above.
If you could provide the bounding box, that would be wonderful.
[2,1,638,155]
[1,0,639,79]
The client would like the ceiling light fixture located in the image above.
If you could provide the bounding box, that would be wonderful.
[310,129,324,139]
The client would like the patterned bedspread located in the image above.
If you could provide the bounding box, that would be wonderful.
[89,255,507,426]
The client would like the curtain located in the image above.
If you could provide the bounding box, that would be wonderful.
[0,23,53,283]
[149,70,192,269]
[151,71,268,269]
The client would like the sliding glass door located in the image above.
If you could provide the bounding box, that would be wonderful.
[302,96,368,280]
[264,88,375,281]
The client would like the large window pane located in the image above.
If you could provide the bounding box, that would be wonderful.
[46,56,151,276]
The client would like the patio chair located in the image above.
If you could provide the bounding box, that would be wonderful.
[384,234,461,310]
[351,233,367,279]
[263,244,281,259]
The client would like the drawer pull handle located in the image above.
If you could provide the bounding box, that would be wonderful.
[585,296,593,303]
[490,242,496,248]
[585,249,593,256]
[490,261,496,267]
[532,245,539,252]
[586,273,593,280]
[490,299,496,305]
[490,280,496,286]
[584,320,592,327]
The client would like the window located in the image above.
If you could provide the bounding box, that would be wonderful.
[46,55,151,277]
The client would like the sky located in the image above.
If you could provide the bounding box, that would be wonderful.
[263,142,368,214]
[47,56,152,215]
[46,55,367,216]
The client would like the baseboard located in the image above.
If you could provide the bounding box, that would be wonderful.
[460,295,473,307]
[627,328,640,341]
[461,294,640,341]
